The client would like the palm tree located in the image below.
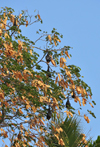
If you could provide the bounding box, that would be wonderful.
[88,136,100,147]
[45,114,88,147]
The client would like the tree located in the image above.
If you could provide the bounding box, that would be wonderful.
[0,7,96,147]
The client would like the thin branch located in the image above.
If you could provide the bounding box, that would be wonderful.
[32,52,46,68]
[33,46,45,51]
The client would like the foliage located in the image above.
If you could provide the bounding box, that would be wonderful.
[45,115,88,147]
[88,136,100,147]
[0,7,96,147]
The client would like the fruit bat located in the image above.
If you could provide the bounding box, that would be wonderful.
[66,97,71,109]
[72,89,76,98]
[47,64,51,77]
[47,105,52,120]
[13,18,17,26]
[46,52,51,63]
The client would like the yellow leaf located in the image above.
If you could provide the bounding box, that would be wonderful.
[18,40,23,47]
[48,35,52,42]
[10,42,13,47]
[25,131,28,136]
[42,117,45,121]
[4,32,10,38]
[30,50,32,55]
[19,14,22,19]
[3,17,7,25]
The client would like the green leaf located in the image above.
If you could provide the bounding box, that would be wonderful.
[92,100,96,105]
[87,110,96,118]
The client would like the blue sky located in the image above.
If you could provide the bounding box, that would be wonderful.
[1,0,100,143]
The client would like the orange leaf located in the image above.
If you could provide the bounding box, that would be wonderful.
[54,40,57,46]
[32,106,36,113]
[82,98,87,106]
[54,134,59,140]
[26,104,30,109]
[0,29,2,36]
[65,51,70,59]
[0,92,4,99]
[61,51,63,55]
[54,36,61,42]
[37,14,41,20]
[89,94,92,99]
[58,139,65,146]
[64,110,73,117]
[84,114,90,123]
[78,110,80,115]
[19,108,23,114]
[26,20,28,27]
[12,108,16,112]
[89,102,94,108]
[58,74,61,81]
[66,70,71,78]
[51,58,56,66]
[3,13,6,18]
[61,57,66,63]
[56,127,63,133]
[0,112,2,116]
[2,139,5,143]
[76,86,81,94]
[55,76,58,84]
[0,50,3,54]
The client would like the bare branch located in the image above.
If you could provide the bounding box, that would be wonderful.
[32,52,46,68]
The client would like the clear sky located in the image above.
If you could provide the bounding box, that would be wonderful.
[1,0,100,143]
